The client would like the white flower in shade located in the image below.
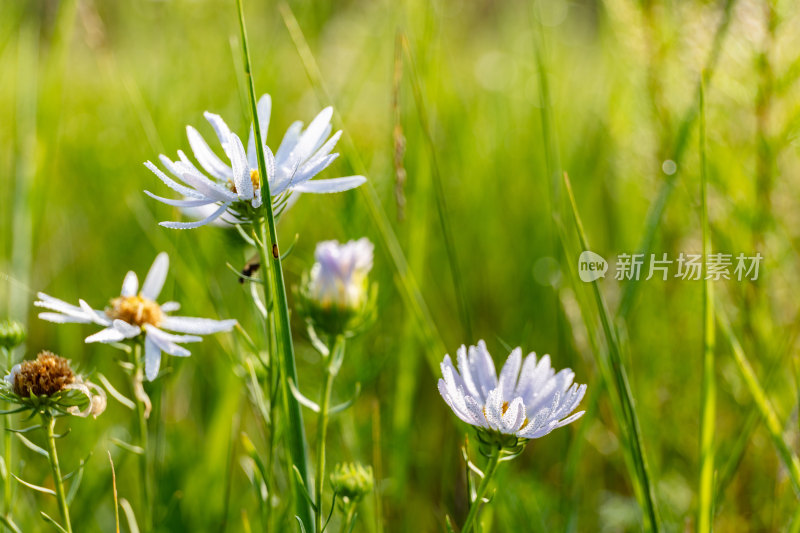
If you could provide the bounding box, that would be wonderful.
[144,94,366,229]
[438,340,586,441]
[307,238,374,311]
[34,253,236,381]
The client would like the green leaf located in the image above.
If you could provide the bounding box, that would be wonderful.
[40,512,68,533]
[328,383,361,416]
[97,373,135,410]
[0,514,22,533]
[15,432,48,457]
[110,438,144,455]
[12,473,55,495]
[288,379,320,413]
[445,515,456,533]
[120,498,140,533]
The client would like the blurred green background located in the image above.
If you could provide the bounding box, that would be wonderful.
[2,0,800,531]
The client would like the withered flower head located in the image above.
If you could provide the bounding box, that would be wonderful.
[1,352,106,418]
[8,351,75,397]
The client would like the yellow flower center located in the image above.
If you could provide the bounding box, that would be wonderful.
[483,400,530,430]
[227,170,261,194]
[108,295,163,327]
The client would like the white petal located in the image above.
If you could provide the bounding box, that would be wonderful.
[203,111,233,150]
[179,170,238,203]
[275,121,304,166]
[86,327,126,344]
[121,271,139,297]
[112,319,142,339]
[35,293,86,316]
[291,153,339,185]
[292,175,366,194]
[292,107,334,163]
[160,203,230,230]
[161,301,181,312]
[227,133,252,202]
[144,335,162,381]
[471,341,498,400]
[79,300,111,326]
[38,312,91,324]
[160,316,237,334]
[141,252,169,300]
[498,348,522,399]
[144,190,219,208]
[186,125,232,180]
[483,388,505,432]
[144,161,204,199]
[502,397,526,434]
[247,94,272,169]
[143,324,201,344]
[146,327,192,357]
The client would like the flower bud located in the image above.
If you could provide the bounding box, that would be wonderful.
[299,238,376,338]
[0,320,26,350]
[329,462,374,504]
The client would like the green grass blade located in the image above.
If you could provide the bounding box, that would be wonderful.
[697,73,716,533]
[716,308,800,495]
[562,173,662,532]
[235,0,314,530]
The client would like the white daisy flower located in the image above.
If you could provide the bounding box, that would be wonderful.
[34,252,236,381]
[144,94,366,229]
[438,340,586,441]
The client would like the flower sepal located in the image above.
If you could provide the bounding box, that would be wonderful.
[475,428,528,460]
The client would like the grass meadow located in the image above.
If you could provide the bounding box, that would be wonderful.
[3,0,800,531]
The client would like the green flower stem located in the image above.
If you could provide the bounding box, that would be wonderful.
[132,342,152,532]
[2,347,12,520]
[42,413,71,533]
[235,0,314,529]
[315,337,342,533]
[461,447,502,533]
[339,504,357,533]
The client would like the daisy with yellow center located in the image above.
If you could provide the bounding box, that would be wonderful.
[438,340,586,441]
[35,252,236,381]
[143,94,367,230]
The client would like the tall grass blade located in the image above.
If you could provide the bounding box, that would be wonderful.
[562,173,662,531]
[697,73,716,533]
[716,308,800,495]
[235,0,314,530]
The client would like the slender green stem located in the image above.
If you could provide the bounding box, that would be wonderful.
[132,342,152,532]
[2,348,12,521]
[42,414,71,533]
[339,504,356,533]
[235,0,314,529]
[697,73,716,533]
[315,364,336,533]
[461,448,501,533]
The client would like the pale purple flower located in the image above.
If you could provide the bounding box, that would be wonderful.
[35,253,236,381]
[438,340,586,439]
[307,238,374,310]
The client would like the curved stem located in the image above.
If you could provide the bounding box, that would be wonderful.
[461,447,502,533]
[42,414,72,533]
[315,339,340,533]
[235,0,314,529]
[132,342,152,532]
